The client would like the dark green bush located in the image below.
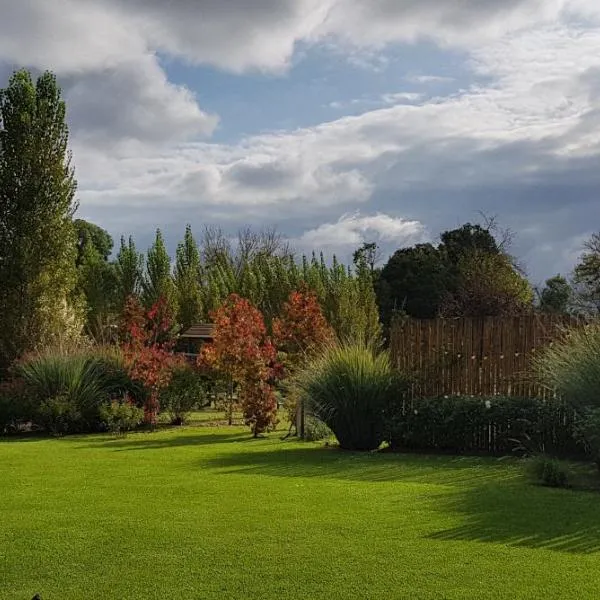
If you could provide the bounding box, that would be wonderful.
[0,378,35,433]
[297,344,395,451]
[528,455,571,488]
[38,395,82,436]
[303,415,333,442]
[100,400,144,436]
[385,394,580,457]
[160,364,207,425]
[573,408,600,471]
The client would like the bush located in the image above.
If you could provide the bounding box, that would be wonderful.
[303,415,333,442]
[0,378,34,433]
[296,343,394,451]
[527,455,571,488]
[100,400,144,436]
[574,408,600,471]
[385,395,579,456]
[17,347,141,434]
[38,395,82,436]
[536,322,600,410]
[160,364,207,425]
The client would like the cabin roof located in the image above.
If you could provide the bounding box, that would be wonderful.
[180,323,215,339]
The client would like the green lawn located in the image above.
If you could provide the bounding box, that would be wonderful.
[2,426,600,600]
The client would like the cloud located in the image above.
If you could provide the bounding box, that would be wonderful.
[66,57,218,145]
[406,75,456,84]
[380,92,423,105]
[296,212,428,252]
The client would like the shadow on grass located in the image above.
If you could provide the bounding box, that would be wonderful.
[427,481,600,554]
[202,445,600,554]
[79,431,251,451]
[202,445,520,485]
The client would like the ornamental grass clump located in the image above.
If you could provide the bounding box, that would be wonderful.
[296,343,394,451]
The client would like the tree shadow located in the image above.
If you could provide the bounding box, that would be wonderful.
[201,445,520,485]
[202,445,600,553]
[426,481,600,554]
[78,431,252,451]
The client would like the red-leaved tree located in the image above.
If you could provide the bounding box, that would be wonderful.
[121,295,183,424]
[198,294,279,436]
[273,287,333,436]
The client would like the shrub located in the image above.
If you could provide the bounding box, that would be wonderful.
[303,415,333,442]
[100,399,144,436]
[0,378,34,433]
[296,343,394,451]
[385,395,579,456]
[536,322,600,410]
[573,408,600,471]
[38,395,82,436]
[160,364,207,425]
[527,455,570,488]
[17,347,141,434]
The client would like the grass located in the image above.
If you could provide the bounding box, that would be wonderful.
[2,426,600,600]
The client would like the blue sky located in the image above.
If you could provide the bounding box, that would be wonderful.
[1,0,600,284]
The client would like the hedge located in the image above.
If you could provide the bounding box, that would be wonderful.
[385,395,582,457]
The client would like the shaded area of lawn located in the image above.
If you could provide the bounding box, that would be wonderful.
[197,443,600,555]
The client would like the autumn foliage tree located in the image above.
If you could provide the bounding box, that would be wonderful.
[273,288,333,436]
[120,295,182,424]
[199,294,278,436]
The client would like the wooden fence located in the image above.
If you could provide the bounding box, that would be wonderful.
[389,315,584,399]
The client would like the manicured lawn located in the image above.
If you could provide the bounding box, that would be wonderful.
[1,426,600,600]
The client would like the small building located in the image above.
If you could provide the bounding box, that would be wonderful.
[177,323,215,357]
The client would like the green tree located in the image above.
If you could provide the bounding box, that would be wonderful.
[115,236,144,309]
[74,219,113,266]
[439,222,500,263]
[573,233,600,314]
[143,229,176,314]
[175,225,202,330]
[78,237,118,339]
[0,70,79,371]
[539,275,572,314]
[441,250,533,317]
[378,244,449,321]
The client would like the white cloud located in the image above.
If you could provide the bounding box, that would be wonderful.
[380,92,423,105]
[297,212,427,252]
[406,75,456,84]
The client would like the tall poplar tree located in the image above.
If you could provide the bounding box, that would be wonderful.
[143,229,176,314]
[115,235,144,308]
[175,225,202,330]
[0,70,79,371]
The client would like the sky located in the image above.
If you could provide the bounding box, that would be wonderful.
[1,0,600,285]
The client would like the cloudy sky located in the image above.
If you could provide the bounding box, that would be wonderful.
[2,0,600,283]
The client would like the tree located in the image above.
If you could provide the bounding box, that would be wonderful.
[74,219,113,266]
[441,251,533,317]
[199,295,278,436]
[78,237,117,339]
[273,288,333,436]
[378,220,530,322]
[573,233,600,314]
[353,242,382,275]
[143,229,176,316]
[174,225,202,330]
[115,236,144,309]
[439,222,500,264]
[121,296,182,424]
[378,244,449,322]
[0,70,79,371]
[539,275,572,314]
